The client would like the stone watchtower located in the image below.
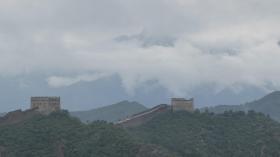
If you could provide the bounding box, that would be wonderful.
[171,98,194,112]
[31,97,61,114]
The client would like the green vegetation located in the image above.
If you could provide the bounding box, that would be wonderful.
[1,109,280,157]
[204,91,280,122]
[0,111,139,157]
[129,110,280,157]
[70,101,147,123]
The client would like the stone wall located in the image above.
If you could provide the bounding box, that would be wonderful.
[171,98,194,112]
[31,97,61,114]
[116,104,170,127]
[0,108,39,126]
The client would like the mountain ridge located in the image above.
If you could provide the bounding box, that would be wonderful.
[204,91,280,122]
[70,100,147,123]
[1,109,280,156]
[129,110,280,156]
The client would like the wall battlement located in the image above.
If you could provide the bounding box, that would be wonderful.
[31,97,61,114]
[171,98,194,112]
[116,104,170,127]
[117,98,195,127]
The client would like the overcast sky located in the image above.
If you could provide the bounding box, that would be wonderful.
[0,0,280,111]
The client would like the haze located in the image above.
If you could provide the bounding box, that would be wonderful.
[0,0,280,111]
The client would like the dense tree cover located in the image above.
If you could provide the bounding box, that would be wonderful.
[128,110,280,157]
[1,110,280,157]
[0,111,139,157]
[204,91,280,122]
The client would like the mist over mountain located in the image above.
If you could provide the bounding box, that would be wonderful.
[204,91,280,122]
[0,0,280,113]
[0,74,267,112]
[1,0,280,156]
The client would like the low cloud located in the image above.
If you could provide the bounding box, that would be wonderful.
[47,73,111,88]
[115,30,176,47]
[0,0,280,96]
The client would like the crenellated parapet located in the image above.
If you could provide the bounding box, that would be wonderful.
[31,97,61,115]
[171,98,194,112]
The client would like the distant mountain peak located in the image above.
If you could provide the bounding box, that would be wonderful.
[116,100,139,104]
[259,91,280,102]
[265,91,280,96]
[70,101,147,123]
[117,100,130,103]
[205,91,280,122]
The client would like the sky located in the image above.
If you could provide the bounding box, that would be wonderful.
[0,0,280,112]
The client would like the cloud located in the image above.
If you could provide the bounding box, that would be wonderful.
[47,73,111,88]
[115,30,176,47]
[0,0,280,95]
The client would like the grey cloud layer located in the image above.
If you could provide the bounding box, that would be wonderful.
[0,0,280,95]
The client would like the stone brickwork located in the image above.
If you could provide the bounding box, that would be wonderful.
[171,98,194,112]
[116,104,170,127]
[117,98,195,127]
[0,108,39,126]
[31,97,61,114]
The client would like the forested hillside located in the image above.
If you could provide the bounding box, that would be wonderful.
[129,110,280,157]
[204,91,280,122]
[0,111,172,157]
[1,110,280,157]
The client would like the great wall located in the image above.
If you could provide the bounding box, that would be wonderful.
[116,104,170,127]
[0,97,194,128]
[0,108,39,126]
[0,97,61,126]
[0,97,193,157]
[116,98,194,127]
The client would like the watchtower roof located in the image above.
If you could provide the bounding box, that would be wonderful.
[31,97,60,101]
[171,98,193,101]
